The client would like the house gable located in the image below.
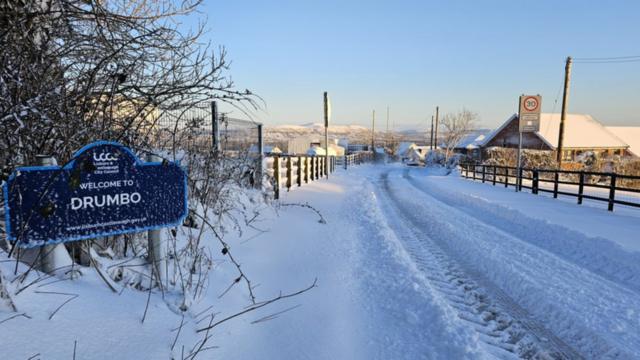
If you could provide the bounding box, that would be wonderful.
[483,115,552,150]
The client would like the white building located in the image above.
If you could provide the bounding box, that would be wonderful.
[249,144,282,155]
[307,144,345,156]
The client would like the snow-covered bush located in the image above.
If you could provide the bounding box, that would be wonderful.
[425,149,446,166]
[446,153,466,168]
[611,158,640,188]
[482,147,555,169]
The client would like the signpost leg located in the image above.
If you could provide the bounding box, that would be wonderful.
[146,154,167,289]
[14,156,73,275]
[37,156,73,274]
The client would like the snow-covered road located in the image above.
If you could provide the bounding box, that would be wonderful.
[374,167,640,359]
[212,164,640,359]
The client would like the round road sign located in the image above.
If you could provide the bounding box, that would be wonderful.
[523,96,539,112]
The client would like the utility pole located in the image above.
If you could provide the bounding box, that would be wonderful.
[324,91,330,178]
[434,106,439,150]
[371,109,375,152]
[557,56,572,168]
[430,115,434,150]
[211,101,220,152]
[386,106,389,149]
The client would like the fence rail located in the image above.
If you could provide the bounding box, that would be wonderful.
[267,152,373,199]
[336,152,374,168]
[460,163,640,211]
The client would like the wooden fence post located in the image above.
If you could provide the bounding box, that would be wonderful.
[608,173,617,211]
[310,157,314,181]
[314,156,319,179]
[305,157,310,183]
[504,167,509,188]
[344,154,347,170]
[492,166,497,185]
[532,170,539,194]
[577,172,584,204]
[481,165,486,183]
[518,167,523,191]
[472,164,477,181]
[286,156,292,190]
[297,156,302,186]
[553,171,559,198]
[273,156,280,200]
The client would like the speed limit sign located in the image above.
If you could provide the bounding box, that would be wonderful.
[519,95,541,132]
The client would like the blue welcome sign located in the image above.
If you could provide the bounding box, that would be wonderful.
[3,141,188,248]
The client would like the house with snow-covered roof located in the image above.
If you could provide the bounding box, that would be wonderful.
[482,113,630,161]
[605,127,640,157]
[454,129,492,158]
[249,144,282,155]
[307,144,345,156]
[396,142,416,158]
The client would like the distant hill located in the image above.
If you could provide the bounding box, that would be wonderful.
[264,123,436,150]
[264,123,374,146]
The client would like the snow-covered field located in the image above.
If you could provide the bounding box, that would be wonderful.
[2,164,640,359]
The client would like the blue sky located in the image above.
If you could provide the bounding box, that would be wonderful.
[197,0,640,129]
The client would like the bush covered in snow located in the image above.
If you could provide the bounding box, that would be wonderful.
[482,147,556,169]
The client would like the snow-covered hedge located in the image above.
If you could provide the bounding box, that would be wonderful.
[482,147,556,169]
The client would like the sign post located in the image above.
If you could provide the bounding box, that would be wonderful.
[517,95,542,192]
[4,141,188,250]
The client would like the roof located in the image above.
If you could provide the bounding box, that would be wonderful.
[307,144,343,156]
[606,127,640,156]
[249,145,281,154]
[483,113,628,149]
[455,129,492,149]
[396,142,416,156]
[406,148,425,162]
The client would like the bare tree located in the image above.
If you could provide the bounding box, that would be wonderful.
[1,5,319,344]
[0,0,259,176]
[440,108,478,164]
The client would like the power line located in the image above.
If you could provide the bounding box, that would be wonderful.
[572,55,640,64]
[573,55,640,61]
[574,59,640,64]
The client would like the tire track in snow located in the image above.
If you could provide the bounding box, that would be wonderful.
[400,169,640,358]
[376,170,588,359]
[406,170,640,296]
